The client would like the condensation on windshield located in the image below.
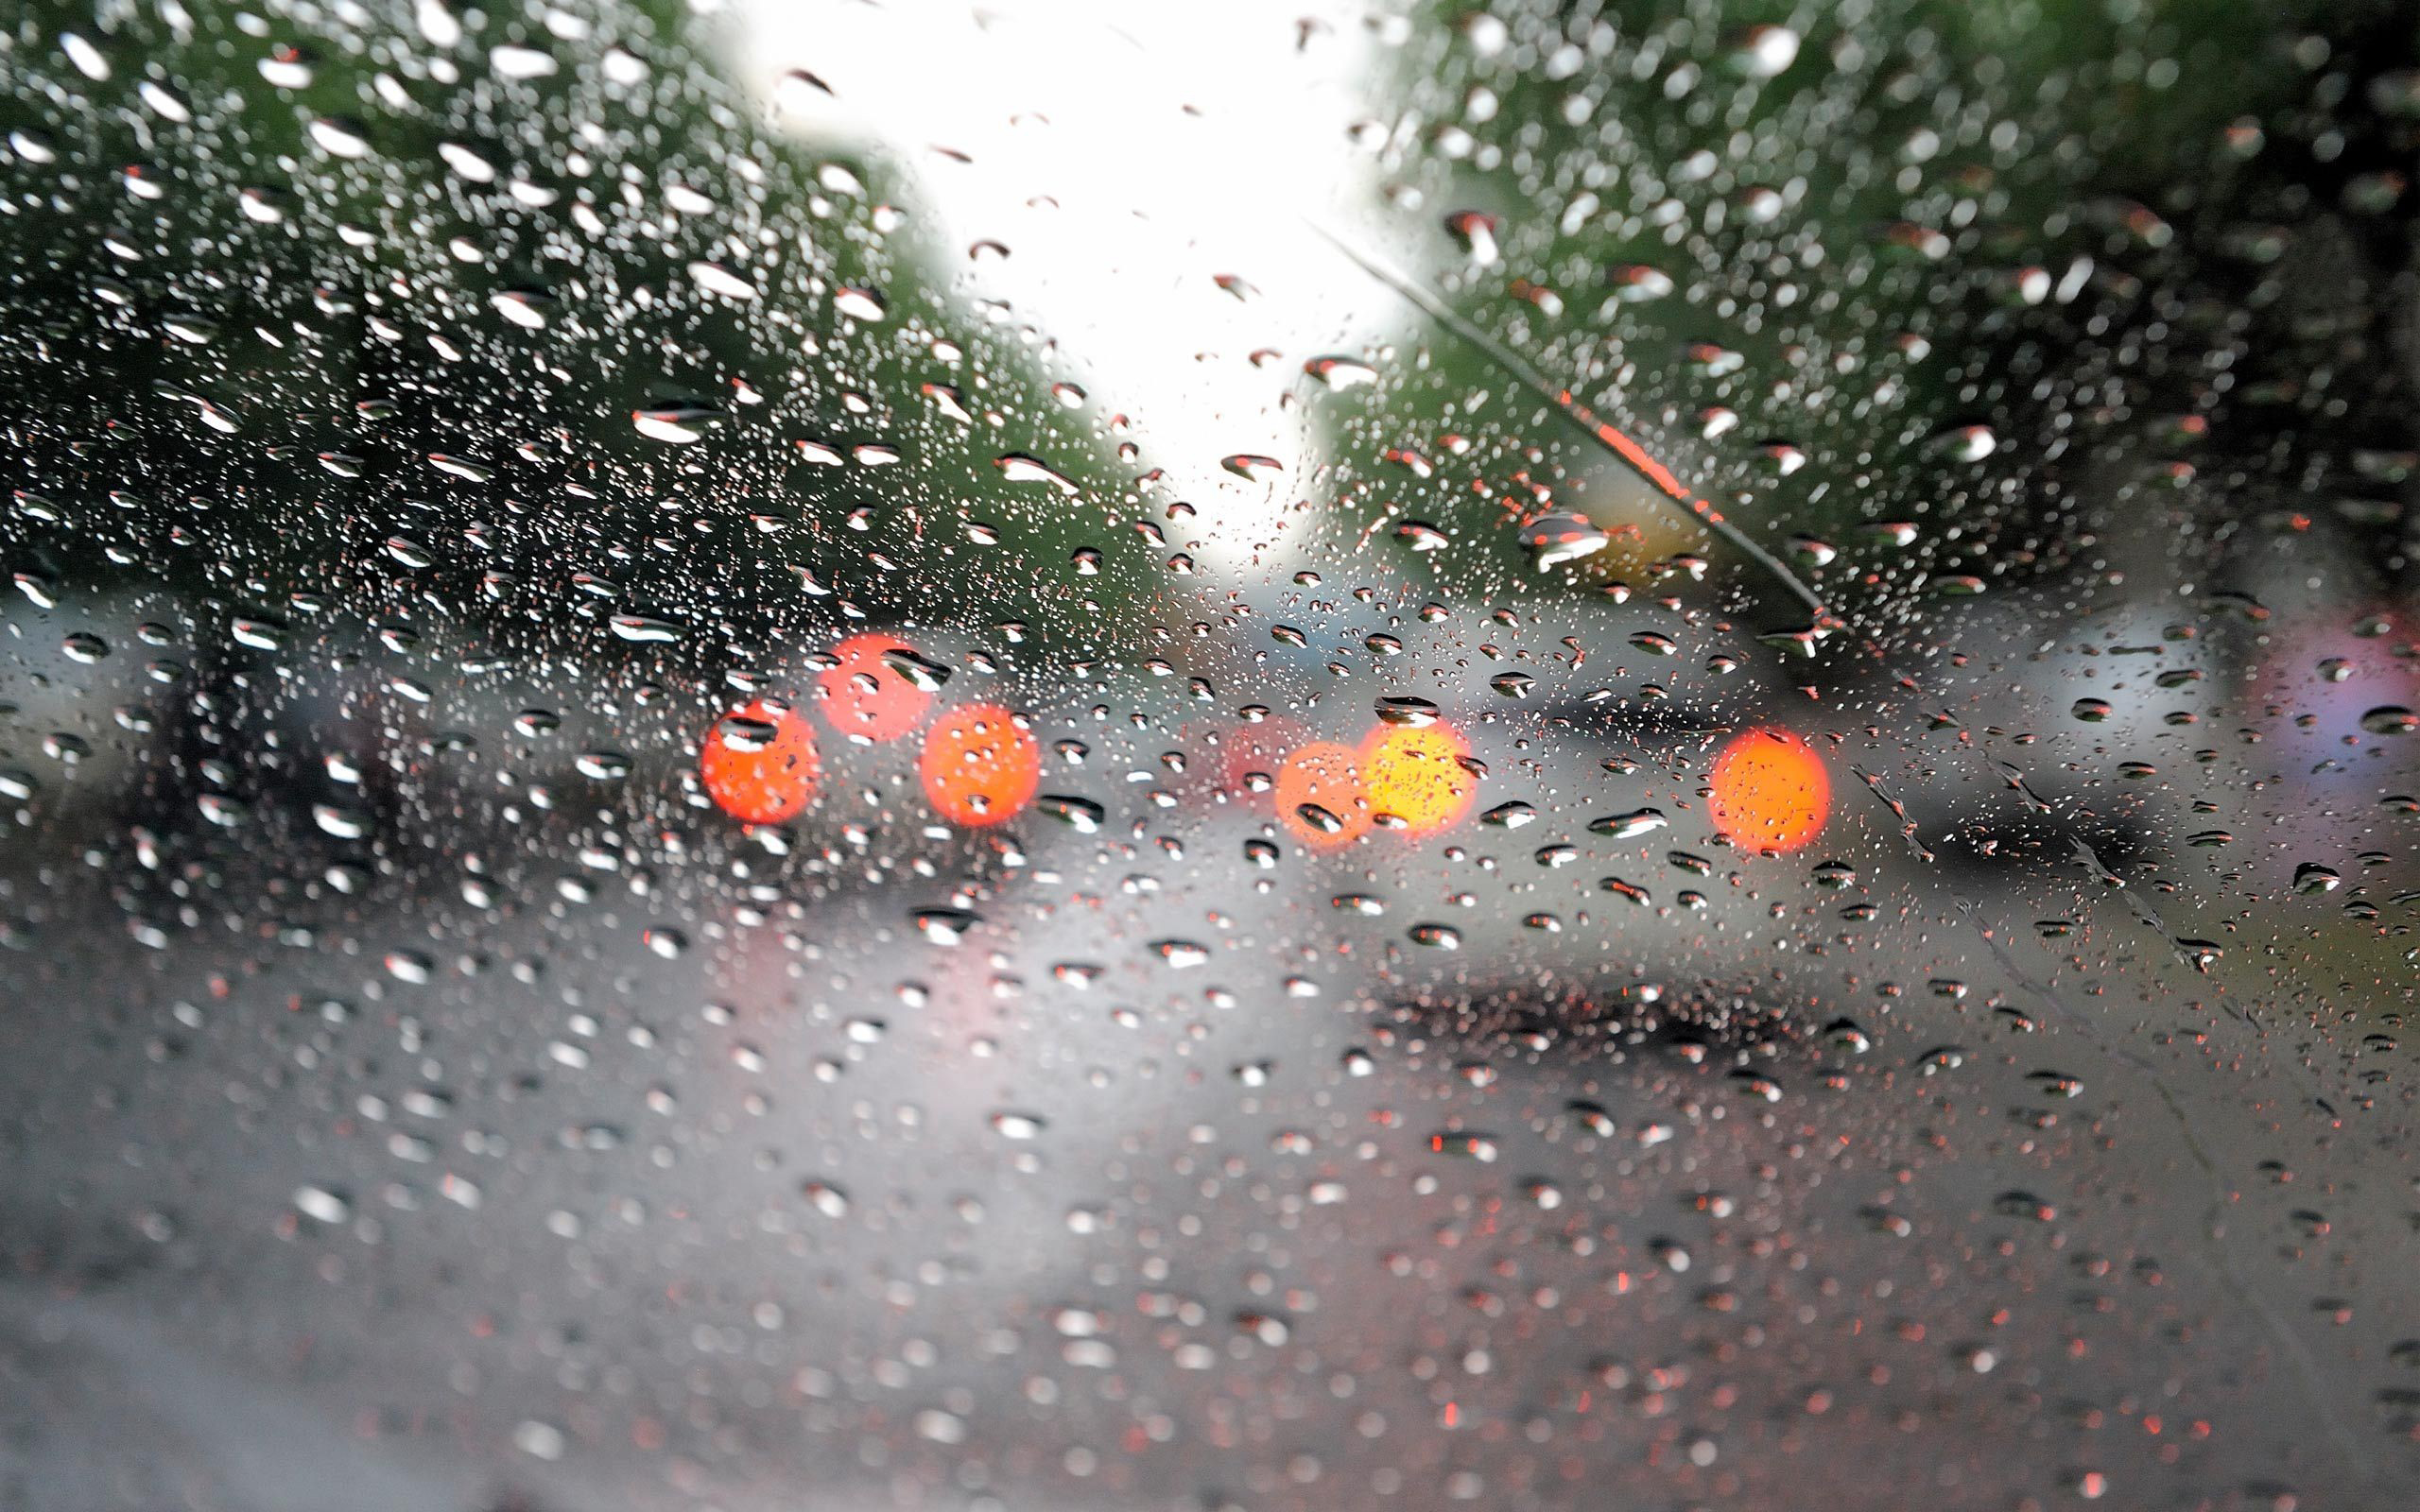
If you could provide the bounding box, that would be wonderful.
[0,2,2415,1509]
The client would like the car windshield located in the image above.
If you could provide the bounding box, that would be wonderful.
[3,2,2416,1508]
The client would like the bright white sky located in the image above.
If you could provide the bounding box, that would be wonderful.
[707,0,1409,576]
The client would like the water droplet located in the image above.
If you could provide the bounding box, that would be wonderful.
[1305,355,1379,389]
[688,261,758,301]
[1723,24,1801,78]
[1608,265,1675,302]
[995,453,1078,493]
[1522,510,1608,568]
[833,286,887,321]
[294,1185,351,1224]
[1151,938,1210,969]
[1443,210,1499,265]
[879,646,953,692]
[1589,808,1668,839]
[631,404,722,444]
[911,907,981,945]
[491,43,559,79]
[1221,454,1284,482]
[1036,794,1106,833]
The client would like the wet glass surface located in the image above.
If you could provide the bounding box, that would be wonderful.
[2,2,2417,1507]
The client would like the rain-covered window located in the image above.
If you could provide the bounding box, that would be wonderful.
[2,1,2416,1508]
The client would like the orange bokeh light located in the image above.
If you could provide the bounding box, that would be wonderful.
[1709,727,1829,853]
[920,703,1041,826]
[1361,723,1477,836]
[700,699,822,824]
[817,632,933,743]
[1273,740,1370,850]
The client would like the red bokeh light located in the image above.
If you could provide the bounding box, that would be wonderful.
[817,633,933,743]
[700,700,822,824]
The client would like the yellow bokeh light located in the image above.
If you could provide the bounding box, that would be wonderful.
[1360,724,1476,836]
